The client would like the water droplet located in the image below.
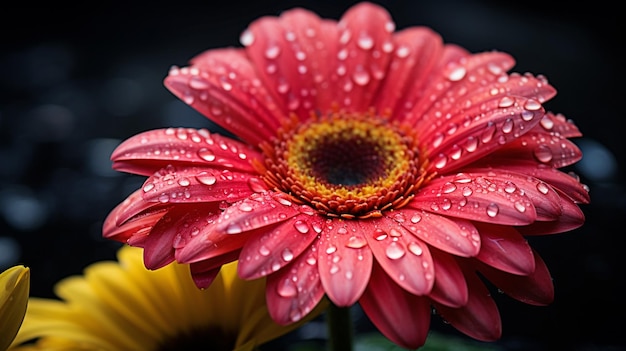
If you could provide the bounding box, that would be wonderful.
[196,172,217,185]
[226,223,243,234]
[486,203,499,217]
[385,242,406,260]
[282,248,294,261]
[514,201,526,213]
[395,46,410,58]
[407,242,423,256]
[410,214,422,223]
[259,245,270,256]
[326,245,337,254]
[374,229,387,241]
[434,153,447,169]
[536,182,550,194]
[247,177,266,193]
[142,183,155,192]
[198,148,216,161]
[158,194,169,203]
[346,235,367,249]
[498,96,515,108]
[533,145,553,163]
[265,45,281,59]
[352,68,370,86]
[177,178,190,187]
[447,66,466,81]
[462,186,473,196]
[502,118,514,133]
[277,278,297,297]
[189,76,209,90]
[240,29,255,46]
[357,34,374,50]
[524,99,541,111]
[481,122,496,143]
[504,182,517,193]
[294,220,310,234]
[238,202,253,212]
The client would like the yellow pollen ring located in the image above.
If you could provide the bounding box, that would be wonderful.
[260,112,427,218]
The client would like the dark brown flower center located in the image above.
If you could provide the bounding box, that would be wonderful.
[257,111,430,219]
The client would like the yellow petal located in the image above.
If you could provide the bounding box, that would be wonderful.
[0,266,30,351]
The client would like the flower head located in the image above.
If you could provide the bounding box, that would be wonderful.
[103,2,589,348]
[8,245,321,351]
[1,265,30,351]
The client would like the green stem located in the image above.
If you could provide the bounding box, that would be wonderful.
[326,303,354,351]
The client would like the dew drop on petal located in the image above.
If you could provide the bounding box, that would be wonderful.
[524,99,542,111]
[407,241,423,256]
[385,241,406,260]
[142,183,155,192]
[177,178,190,187]
[282,248,294,262]
[198,148,216,162]
[226,223,243,234]
[447,66,466,81]
[533,145,553,163]
[486,203,499,217]
[259,245,270,256]
[265,45,281,59]
[502,118,514,133]
[240,29,255,46]
[238,202,253,212]
[498,96,515,108]
[294,220,310,234]
[196,172,217,185]
[247,177,266,193]
[514,201,526,213]
[326,245,337,254]
[346,235,367,249]
[410,214,422,223]
[158,194,169,203]
[536,182,550,194]
[277,278,297,297]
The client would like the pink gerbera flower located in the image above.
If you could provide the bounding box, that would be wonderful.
[103,2,589,349]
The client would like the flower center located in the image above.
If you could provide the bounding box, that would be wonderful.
[257,111,430,219]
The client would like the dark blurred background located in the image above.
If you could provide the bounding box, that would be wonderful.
[1,1,623,350]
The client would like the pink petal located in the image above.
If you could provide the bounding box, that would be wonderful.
[532,112,582,138]
[189,250,241,289]
[103,207,165,243]
[359,262,431,350]
[410,172,537,226]
[426,96,545,173]
[215,192,305,235]
[518,190,586,235]
[360,217,435,296]
[484,161,590,204]
[238,214,323,280]
[491,130,583,169]
[427,248,468,308]
[476,248,554,305]
[473,222,535,275]
[164,49,283,146]
[243,8,337,117]
[105,189,169,228]
[325,2,395,111]
[375,27,443,116]
[317,220,373,306]
[434,266,502,341]
[143,203,221,270]
[265,246,325,325]
[406,51,515,128]
[111,128,262,176]
[464,166,563,221]
[141,165,260,205]
[395,208,481,257]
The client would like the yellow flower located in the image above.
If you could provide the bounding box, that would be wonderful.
[9,245,326,350]
[0,265,30,351]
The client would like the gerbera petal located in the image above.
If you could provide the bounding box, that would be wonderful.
[104,188,168,228]
[533,111,582,138]
[476,248,554,305]
[474,222,535,275]
[111,128,262,177]
[143,203,221,270]
[102,190,168,242]
[141,165,261,205]
[407,51,515,128]
[463,167,563,221]
[519,188,586,235]
[411,172,537,225]
[164,49,283,145]
[317,220,373,306]
[491,130,583,169]
[238,214,323,280]
[361,217,435,296]
[427,248,468,308]
[396,208,481,257]
[488,161,590,204]
[189,250,241,289]
[359,262,431,350]
[427,96,545,173]
[265,246,325,325]
[434,267,502,342]
[375,27,443,115]
[242,8,337,117]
